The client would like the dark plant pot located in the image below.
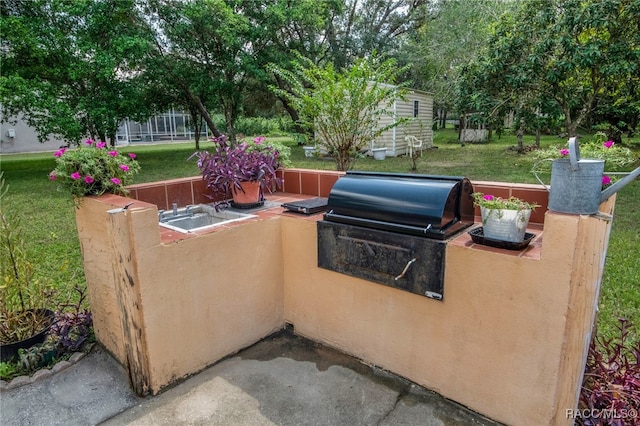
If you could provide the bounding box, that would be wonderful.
[0,309,54,362]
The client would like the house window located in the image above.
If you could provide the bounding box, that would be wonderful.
[413,100,419,118]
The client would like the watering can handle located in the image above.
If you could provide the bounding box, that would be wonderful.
[568,137,580,170]
[533,159,554,192]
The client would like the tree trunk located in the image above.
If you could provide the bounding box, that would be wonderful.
[606,127,622,144]
[628,116,637,138]
[273,75,306,135]
[190,94,221,138]
[516,118,525,153]
[335,145,353,171]
[154,39,221,139]
[223,103,236,144]
[189,108,203,150]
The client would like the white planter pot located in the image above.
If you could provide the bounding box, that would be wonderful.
[303,146,317,158]
[372,147,386,160]
[481,207,531,243]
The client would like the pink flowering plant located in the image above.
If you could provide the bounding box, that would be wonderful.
[472,192,539,212]
[49,139,140,197]
[472,193,539,235]
[189,135,290,205]
[534,132,636,187]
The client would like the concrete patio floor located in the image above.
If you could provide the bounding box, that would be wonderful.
[1,329,501,425]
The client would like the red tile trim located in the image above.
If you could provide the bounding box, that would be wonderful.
[127,170,550,223]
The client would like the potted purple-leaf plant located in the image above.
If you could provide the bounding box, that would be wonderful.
[190,135,290,208]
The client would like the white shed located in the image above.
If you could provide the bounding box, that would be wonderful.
[371,88,434,158]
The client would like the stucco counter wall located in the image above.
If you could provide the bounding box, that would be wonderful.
[281,200,614,426]
[76,172,614,425]
[76,195,284,395]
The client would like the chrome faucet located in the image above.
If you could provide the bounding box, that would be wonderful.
[158,203,199,222]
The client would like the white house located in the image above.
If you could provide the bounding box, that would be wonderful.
[372,88,434,157]
[0,114,64,153]
[0,110,201,154]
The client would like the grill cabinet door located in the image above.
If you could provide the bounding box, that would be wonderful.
[317,221,445,300]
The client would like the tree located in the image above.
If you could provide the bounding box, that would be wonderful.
[399,0,514,129]
[144,0,253,140]
[0,0,153,146]
[270,54,408,171]
[1,0,438,148]
[459,0,640,143]
[251,0,426,131]
[242,0,343,134]
[588,0,640,141]
[327,0,429,68]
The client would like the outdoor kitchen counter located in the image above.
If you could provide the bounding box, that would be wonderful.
[450,220,544,259]
[78,185,616,425]
[160,191,544,259]
[156,192,323,244]
[102,190,545,257]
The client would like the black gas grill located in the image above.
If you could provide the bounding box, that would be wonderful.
[323,171,474,239]
[317,171,475,300]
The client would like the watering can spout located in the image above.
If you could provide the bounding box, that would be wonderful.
[601,166,640,203]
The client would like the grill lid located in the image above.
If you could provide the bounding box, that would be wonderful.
[324,171,474,239]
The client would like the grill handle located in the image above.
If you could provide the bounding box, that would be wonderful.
[395,258,417,281]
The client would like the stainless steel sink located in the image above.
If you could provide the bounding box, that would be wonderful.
[159,205,256,233]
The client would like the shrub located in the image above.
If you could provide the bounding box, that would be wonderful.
[49,139,140,198]
[0,286,94,381]
[0,173,53,345]
[578,318,640,425]
[50,285,94,352]
[234,116,294,137]
[269,53,409,171]
[190,135,288,207]
[50,310,93,352]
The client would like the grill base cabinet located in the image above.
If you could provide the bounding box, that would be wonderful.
[317,221,445,300]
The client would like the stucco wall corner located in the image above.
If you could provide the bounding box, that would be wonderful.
[551,210,615,424]
[75,197,129,365]
[75,195,155,395]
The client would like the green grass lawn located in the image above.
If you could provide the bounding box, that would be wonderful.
[1,129,638,342]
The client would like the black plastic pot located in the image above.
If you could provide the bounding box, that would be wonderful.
[0,309,54,362]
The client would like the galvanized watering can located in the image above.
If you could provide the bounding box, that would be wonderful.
[534,137,640,214]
